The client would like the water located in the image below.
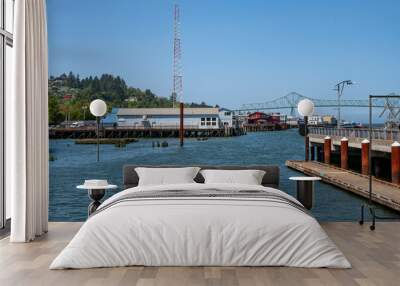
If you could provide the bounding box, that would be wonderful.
[49,129,399,221]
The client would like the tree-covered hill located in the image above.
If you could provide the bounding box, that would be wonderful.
[49,72,213,125]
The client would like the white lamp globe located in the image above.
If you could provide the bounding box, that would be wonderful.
[90,99,107,117]
[297,99,315,117]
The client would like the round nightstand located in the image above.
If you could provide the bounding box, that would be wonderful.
[289,176,321,210]
[77,182,117,216]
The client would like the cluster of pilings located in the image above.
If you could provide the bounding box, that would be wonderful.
[49,127,246,139]
[310,136,400,184]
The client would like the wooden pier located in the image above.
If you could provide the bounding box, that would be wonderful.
[309,133,393,153]
[308,126,400,153]
[286,160,400,212]
[49,126,245,139]
[75,138,138,145]
[243,123,290,132]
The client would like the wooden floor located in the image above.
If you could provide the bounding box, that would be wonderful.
[286,160,400,212]
[1,222,400,286]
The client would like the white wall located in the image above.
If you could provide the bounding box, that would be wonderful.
[219,110,233,127]
[118,115,220,129]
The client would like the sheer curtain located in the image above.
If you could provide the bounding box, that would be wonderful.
[8,0,48,242]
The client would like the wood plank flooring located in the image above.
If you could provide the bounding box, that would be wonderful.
[1,222,400,286]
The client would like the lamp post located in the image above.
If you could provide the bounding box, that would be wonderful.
[298,99,315,161]
[82,105,88,121]
[334,80,353,128]
[90,99,107,162]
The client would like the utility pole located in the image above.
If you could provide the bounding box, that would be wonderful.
[82,105,88,121]
[334,80,353,128]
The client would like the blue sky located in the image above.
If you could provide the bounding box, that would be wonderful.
[47,0,400,121]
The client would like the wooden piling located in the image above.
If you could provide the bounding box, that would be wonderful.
[391,141,400,184]
[304,116,309,161]
[361,139,370,175]
[310,145,315,161]
[324,136,331,164]
[316,145,323,162]
[179,102,184,146]
[340,137,349,169]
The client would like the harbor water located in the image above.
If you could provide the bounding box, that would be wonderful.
[49,129,400,221]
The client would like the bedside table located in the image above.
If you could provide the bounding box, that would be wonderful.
[77,181,118,216]
[289,176,321,210]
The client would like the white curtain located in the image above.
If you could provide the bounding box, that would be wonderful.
[8,0,49,242]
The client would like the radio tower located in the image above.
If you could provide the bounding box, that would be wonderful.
[173,3,185,146]
[172,3,183,108]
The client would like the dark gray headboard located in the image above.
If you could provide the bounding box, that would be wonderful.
[123,165,280,189]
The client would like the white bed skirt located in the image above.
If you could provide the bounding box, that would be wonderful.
[50,183,351,269]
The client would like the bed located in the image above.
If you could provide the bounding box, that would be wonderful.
[50,165,351,269]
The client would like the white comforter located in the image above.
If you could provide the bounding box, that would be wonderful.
[50,183,351,269]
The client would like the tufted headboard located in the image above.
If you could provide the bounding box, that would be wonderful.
[123,165,280,189]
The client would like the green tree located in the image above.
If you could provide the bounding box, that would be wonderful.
[48,72,215,124]
[48,95,63,125]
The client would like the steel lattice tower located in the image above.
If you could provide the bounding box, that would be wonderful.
[172,3,183,108]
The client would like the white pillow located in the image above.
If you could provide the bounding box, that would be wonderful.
[200,169,266,185]
[135,167,200,186]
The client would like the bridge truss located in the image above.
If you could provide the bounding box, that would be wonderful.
[237,92,400,118]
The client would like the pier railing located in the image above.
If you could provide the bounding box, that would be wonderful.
[308,127,400,141]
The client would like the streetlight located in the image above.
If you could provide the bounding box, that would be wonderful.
[334,80,353,128]
[82,105,88,121]
[90,99,107,162]
[298,99,315,161]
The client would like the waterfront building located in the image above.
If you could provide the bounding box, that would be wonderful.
[247,112,269,124]
[269,113,282,125]
[308,115,324,126]
[286,116,299,127]
[322,115,337,126]
[307,115,337,126]
[247,112,281,125]
[269,113,287,124]
[111,107,220,129]
[233,113,248,127]
[219,108,233,127]
[102,108,119,127]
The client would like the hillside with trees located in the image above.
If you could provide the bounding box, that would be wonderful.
[48,72,213,125]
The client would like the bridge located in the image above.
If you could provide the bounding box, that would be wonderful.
[236,92,400,116]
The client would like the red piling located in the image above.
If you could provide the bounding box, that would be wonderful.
[340,137,349,169]
[361,139,370,175]
[391,141,400,184]
[324,136,331,164]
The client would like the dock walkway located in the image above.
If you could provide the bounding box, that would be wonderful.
[286,160,400,212]
[309,133,392,153]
